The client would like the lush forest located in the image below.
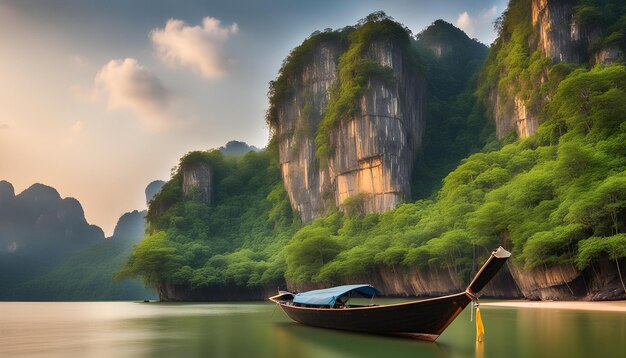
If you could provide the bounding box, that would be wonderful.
[119,2,626,296]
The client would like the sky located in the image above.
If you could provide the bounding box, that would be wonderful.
[0,0,507,235]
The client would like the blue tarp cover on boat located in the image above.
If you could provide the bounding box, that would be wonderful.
[293,284,380,306]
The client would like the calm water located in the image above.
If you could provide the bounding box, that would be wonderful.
[1,300,625,358]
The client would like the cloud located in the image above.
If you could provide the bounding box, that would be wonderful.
[456,12,474,37]
[95,58,173,128]
[70,120,84,133]
[151,16,238,79]
[455,6,500,42]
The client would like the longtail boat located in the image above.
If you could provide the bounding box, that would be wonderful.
[269,246,511,341]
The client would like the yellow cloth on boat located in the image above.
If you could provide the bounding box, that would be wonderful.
[476,307,484,342]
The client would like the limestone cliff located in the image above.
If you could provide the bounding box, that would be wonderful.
[145,180,165,206]
[532,0,583,64]
[508,259,626,300]
[182,160,212,204]
[329,40,424,216]
[275,38,341,221]
[271,19,424,222]
[485,0,625,139]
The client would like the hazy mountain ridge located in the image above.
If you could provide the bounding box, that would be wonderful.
[0,180,160,300]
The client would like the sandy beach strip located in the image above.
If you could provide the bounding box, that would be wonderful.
[482,300,626,312]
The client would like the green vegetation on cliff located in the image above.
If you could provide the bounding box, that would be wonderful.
[118,141,300,289]
[314,12,416,159]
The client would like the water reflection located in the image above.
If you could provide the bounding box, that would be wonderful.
[272,322,451,358]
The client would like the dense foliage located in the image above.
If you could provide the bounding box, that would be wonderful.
[412,20,493,196]
[119,140,300,289]
[573,0,626,53]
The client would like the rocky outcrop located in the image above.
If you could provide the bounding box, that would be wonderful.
[532,0,584,64]
[285,258,626,301]
[277,40,340,222]
[489,0,622,139]
[594,46,622,64]
[182,161,212,204]
[145,180,165,205]
[288,265,522,299]
[491,89,539,140]
[509,259,626,300]
[330,40,424,215]
[275,34,424,222]
[157,282,277,301]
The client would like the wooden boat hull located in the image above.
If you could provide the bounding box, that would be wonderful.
[276,292,471,341]
[271,246,510,341]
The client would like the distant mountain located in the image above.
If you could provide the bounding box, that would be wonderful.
[0,181,104,263]
[0,180,157,300]
[13,210,155,301]
[218,140,260,156]
[145,180,166,206]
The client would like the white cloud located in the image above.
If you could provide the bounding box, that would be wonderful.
[151,16,238,79]
[455,6,500,43]
[95,58,173,129]
[456,11,474,37]
[70,120,84,133]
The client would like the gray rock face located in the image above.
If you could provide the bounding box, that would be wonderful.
[491,89,539,139]
[275,38,424,222]
[330,40,424,214]
[594,46,622,64]
[145,180,165,205]
[490,0,599,139]
[532,0,583,64]
[182,162,212,204]
[277,41,340,222]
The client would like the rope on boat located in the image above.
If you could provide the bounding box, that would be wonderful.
[466,289,484,342]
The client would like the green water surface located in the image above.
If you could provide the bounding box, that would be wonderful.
[1,300,624,358]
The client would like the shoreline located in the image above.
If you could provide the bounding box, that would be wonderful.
[482,300,626,313]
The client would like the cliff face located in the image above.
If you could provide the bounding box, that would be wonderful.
[532,0,583,64]
[490,89,540,139]
[157,281,276,302]
[288,265,522,299]
[488,0,624,140]
[182,161,212,204]
[329,40,424,215]
[277,41,340,222]
[509,259,626,300]
[276,34,424,222]
[286,259,626,301]
[531,0,621,65]
[145,180,165,206]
